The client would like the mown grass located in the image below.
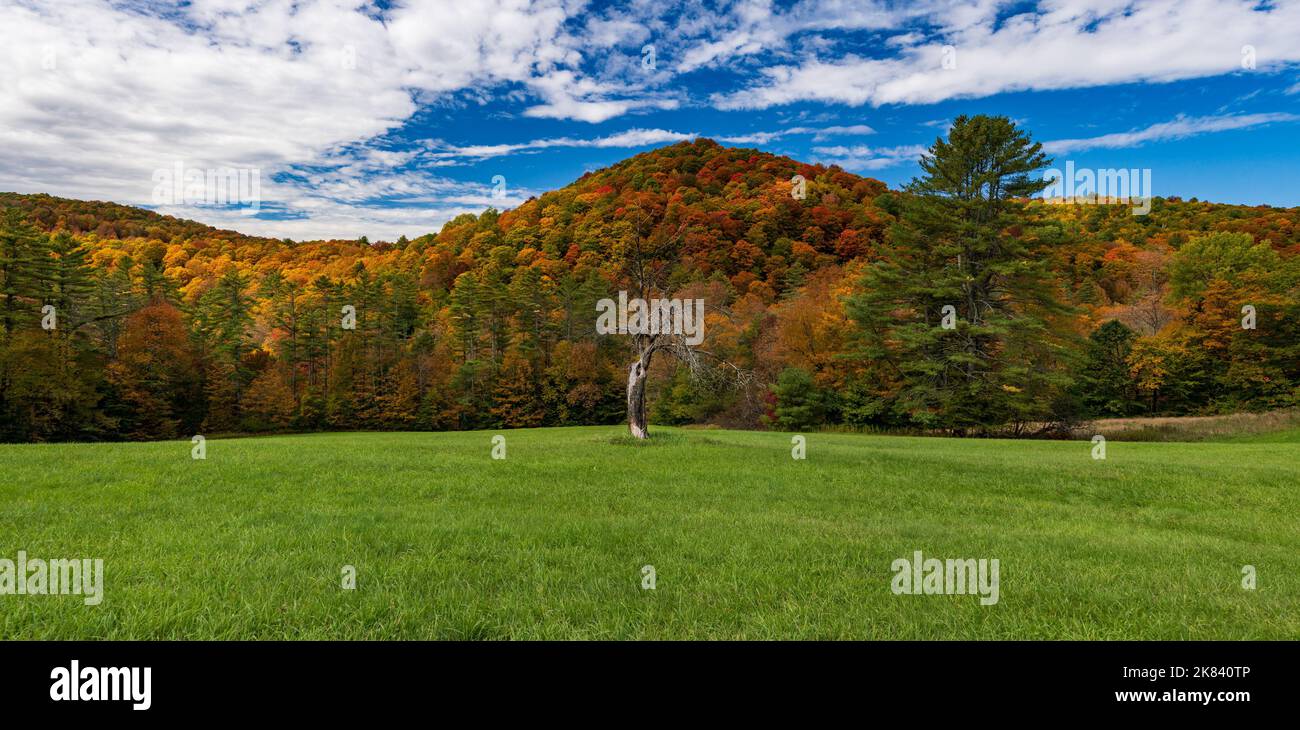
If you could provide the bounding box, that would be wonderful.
[1,426,1296,639]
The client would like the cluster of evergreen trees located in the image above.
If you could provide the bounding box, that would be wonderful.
[0,207,629,441]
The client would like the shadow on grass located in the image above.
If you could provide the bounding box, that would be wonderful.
[605,431,734,449]
[605,432,690,447]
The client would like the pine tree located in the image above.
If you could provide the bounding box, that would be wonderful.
[45,231,96,331]
[448,271,483,362]
[0,208,48,335]
[1077,320,1139,417]
[87,258,137,358]
[259,271,303,411]
[508,265,555,362]
[194,268,254,425]
[766,367,827,430]
[846,115,1075,430]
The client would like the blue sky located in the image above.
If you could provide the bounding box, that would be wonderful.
[2,0,1299,240]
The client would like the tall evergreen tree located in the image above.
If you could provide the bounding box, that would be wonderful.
[846,115,1075,430]
[194,268,254,429]
[88,258,137,358]
[0,208,48,335]
[45,231,96,331]
[1077,320,1139,417]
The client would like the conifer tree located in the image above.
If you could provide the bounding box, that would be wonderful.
[846,115,1075,430]
[0,209,48,335]
[45,231,96,332]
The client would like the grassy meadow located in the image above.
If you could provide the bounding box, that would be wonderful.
[1,426,1296,639]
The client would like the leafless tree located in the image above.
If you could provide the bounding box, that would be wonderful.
[614,209,749,439]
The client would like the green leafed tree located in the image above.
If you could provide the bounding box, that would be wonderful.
[1077,320,1139,417]
[766,366,827,431]
[1168,232,1283,301]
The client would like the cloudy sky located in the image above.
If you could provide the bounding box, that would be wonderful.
[2,0,1299,241]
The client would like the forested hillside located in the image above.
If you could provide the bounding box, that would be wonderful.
[2,136,1298,442]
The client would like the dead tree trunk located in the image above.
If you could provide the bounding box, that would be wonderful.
[626,349,653,439]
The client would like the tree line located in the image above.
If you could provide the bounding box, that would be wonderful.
[1,123,1298,442]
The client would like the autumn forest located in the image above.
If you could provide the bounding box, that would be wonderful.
[2,128,1298,443]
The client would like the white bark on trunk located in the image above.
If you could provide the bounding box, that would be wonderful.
[626,351,652,439]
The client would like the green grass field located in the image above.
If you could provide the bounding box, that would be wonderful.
[1,426,1296,639]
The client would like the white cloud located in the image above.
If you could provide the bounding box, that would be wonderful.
[426,128,700,163]
[668,0,932,72]
[719,124,875,145]
[1043,113,1300,154]
[4,0,1297,240]
[520,69,682,123]
[0,0,653,239]
[810,144,928,171]
[156,197,530,242]
[714,0,1300,110]
[426,123,875,161]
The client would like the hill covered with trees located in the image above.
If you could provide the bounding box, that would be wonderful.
[2,129,1298,442]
